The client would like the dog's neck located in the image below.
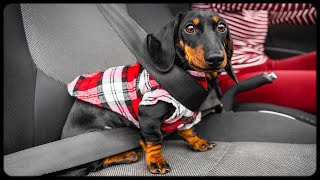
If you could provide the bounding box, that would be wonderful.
[174,55,193,71]
[174,55,218,81]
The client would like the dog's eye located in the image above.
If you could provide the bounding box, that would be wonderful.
[185,25,195,34]
[217,23,226,32]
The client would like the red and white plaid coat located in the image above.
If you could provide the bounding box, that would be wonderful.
[67,62,208,133]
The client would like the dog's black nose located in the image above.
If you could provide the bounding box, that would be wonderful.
[206,54,224,66]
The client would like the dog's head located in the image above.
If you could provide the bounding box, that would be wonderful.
[146,10,238,84]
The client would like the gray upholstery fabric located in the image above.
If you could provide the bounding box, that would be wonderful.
[20,4,137,85]
[34,69,74,146]
[4,4,37,155]
[88,140,316,176]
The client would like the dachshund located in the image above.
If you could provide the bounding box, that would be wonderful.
[57,10,237,176]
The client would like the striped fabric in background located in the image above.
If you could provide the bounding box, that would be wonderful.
[192,3,316,70]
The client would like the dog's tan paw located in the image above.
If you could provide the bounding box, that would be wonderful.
[189,139,216,152]
[142,142,171,174]
[147,155,171,174]
[103,149,141,167]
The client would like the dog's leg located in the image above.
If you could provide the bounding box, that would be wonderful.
[102,149,141,167]
[138,102,175,174]
[74,149,142,174]
[139,140,170,174]
[177,128,216,152]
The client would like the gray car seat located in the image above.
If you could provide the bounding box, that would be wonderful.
[3,3,316,176]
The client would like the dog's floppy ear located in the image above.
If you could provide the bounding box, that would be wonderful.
[224,28,238,84]
[146,13,183,72]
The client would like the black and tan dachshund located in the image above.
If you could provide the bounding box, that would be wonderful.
[59,10,237,175]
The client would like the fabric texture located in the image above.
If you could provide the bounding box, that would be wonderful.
[88,140,316,176]
[67,62,208,132]
[4,4,37,155]
[33,69,75,146]
[20,4,137,85]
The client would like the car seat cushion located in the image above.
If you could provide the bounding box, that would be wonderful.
[88,140,316,176]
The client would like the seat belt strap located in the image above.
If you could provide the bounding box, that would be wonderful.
[4,128,140,176]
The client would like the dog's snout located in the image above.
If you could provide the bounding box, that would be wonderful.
[206,53,224,66]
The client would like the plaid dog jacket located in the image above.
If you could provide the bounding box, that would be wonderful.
[67,62,208,133]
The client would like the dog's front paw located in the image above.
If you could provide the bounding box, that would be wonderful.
[147,155,171,174]
[189,139,216,152]
[140,140,171,174]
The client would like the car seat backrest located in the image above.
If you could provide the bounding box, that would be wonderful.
[20,4,137,84]
[4,4,136,155]
[4,4,39,155]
